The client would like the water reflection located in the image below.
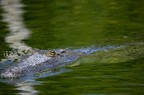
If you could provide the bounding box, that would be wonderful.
[0,0,144,94]
[0,79,40,95]
[15,80,39,95]
[0,0,32,51]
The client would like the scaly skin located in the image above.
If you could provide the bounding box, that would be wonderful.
[0,48,83,78]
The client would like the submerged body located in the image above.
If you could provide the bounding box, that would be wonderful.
[0,43,144,79]
[0,46,118,79]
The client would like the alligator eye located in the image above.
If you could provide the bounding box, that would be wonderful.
[50,50,56,54]
[46,50,57,57]
[49,50,56,56]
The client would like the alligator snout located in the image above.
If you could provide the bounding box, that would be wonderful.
[1,68,22,79]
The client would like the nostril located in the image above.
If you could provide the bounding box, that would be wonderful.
[60,49,67,53]
[61,51,66,53]
[57,53,64,57]
[57,53,61,56]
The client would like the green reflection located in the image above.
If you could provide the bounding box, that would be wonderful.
[0,82,17,95]
[23,0,144,49]
[36,57,144,95]
[0,0,144,95]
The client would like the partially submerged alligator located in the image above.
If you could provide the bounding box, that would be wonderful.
[0,43,144,79]
[0,46,115,79]
[1,0,143,82]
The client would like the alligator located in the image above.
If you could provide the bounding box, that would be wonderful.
[0,43,144,79]
[0,46,115,79]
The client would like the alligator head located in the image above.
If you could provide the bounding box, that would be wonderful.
[0,48,83,79]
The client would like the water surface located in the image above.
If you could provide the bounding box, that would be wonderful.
[0,0,144,95]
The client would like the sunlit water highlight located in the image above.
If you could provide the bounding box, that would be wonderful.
[0,0,32,51]
[0,0,40,94]
[15,80,39,95]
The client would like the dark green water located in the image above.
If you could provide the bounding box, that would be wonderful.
[0,0,144,95]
